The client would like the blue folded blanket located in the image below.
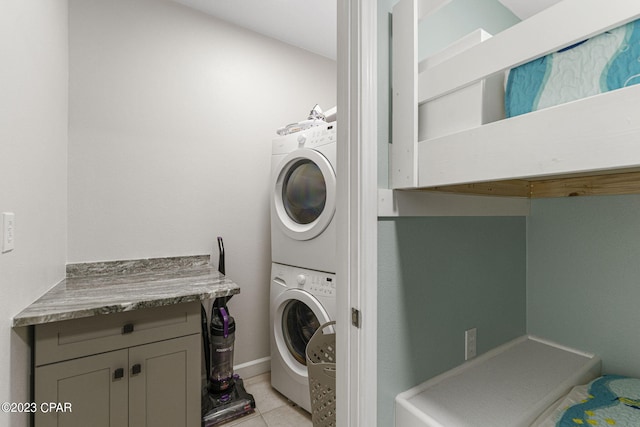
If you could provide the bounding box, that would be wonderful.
[557,375,640,427]
[505,19,640,117]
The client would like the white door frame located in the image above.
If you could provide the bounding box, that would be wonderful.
[336,0,377,426]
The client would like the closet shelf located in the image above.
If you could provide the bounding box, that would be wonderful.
[416,170,640,199]
[390,0,640,199]
[377,188,530,217]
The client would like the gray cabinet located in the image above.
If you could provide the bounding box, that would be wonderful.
[35,349,129,427]
[128,335,200,426]
[34,302,201,427]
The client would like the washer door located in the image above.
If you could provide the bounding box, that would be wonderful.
[273,148,336,241]
[273,289,331,381]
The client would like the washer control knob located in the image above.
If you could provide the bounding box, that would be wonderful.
[296,274,306,285]
[297,134,307,145]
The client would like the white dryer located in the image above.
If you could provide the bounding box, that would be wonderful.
[270,262,336,412]
[271,122,337,273]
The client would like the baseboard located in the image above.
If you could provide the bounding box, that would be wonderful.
[234,356,271,379]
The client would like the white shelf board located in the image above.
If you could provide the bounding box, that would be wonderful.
[396,335,601,427]
[378,189,530,217]
[418,84,640,188]
[420,0,640,103]
[390,0,640,193]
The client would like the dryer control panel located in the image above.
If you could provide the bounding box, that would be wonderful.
[272,122,337,155]
[297,124,336,150]
[272,263,336,298]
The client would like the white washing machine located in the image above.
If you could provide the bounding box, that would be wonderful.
[271,122,337,273]
[270,262,336,412]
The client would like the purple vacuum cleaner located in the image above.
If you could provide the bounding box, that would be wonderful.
[201,237,255,426]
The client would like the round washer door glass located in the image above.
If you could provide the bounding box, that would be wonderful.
[282,299,321,365]
[282,160,326,225]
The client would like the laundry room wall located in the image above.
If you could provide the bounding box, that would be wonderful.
[67,0,336,372]
[376,1,521,426]
[0,1,68,426]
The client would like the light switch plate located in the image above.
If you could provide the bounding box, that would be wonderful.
[2,212,15,253]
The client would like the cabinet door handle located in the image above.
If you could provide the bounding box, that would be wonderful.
[113,368,124,380]
[131,363,142,376]
[122,323,134,334]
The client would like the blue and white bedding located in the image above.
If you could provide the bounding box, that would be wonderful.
[506,19,640,117]
[532,375,640,427]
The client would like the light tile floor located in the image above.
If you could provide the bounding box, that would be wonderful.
[219,372,313,427]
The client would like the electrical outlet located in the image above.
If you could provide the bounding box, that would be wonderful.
[465,328,477,360]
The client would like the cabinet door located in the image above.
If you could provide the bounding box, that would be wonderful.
[128,334,200,427]
[35,350,128,427]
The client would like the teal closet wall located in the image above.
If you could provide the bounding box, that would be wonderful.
[527,195,640,378]
[377,217,526,426]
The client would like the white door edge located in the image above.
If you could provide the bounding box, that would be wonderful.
[336,0,378,426]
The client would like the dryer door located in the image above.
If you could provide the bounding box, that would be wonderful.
[273,289,331,381]
[272,148,336,241]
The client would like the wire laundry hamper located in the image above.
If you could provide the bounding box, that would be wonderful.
[306,321,336,427]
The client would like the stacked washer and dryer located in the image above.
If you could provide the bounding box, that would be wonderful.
[269,120,337,412]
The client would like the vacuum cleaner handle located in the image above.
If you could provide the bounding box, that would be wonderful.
[217,236,225,275]
[212,236,231,322]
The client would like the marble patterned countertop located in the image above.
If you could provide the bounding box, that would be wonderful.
[12,255,240,327]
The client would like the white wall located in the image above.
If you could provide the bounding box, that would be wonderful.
[68,0,336,369]
[0,1,69,425]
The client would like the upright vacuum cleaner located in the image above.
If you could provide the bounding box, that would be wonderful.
[202,237,255,426]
